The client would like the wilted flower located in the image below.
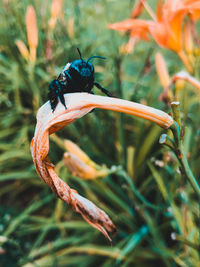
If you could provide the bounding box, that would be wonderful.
[31,93,173,241]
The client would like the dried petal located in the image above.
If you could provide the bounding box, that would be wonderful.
[31,93,173,241]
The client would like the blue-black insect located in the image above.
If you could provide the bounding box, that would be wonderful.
[48,48,112,112]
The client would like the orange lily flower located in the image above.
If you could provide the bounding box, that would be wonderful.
[108,0,188,52]
[108,0,199,71]
[31,93,173,241]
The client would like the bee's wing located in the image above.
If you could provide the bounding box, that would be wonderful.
[58,62,71,81]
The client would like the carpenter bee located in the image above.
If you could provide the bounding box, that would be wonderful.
[48,48,112,112]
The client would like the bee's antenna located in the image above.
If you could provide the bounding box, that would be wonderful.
[77,48,84,62]
[87,56,106,65]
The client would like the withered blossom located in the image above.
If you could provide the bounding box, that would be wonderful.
[31,93,173,241]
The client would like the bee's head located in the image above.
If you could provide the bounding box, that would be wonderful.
[77,48,106,73]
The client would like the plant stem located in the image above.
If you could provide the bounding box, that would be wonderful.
[170,123,200,197]
[119,169,165,210]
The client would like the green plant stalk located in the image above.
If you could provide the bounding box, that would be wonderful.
[170,123,200,197]
[119,169,165,210]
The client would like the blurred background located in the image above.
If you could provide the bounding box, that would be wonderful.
[0,0,199,266]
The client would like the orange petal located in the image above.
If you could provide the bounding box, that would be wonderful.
[130,0,145,18]
[148,21,168,48]
[108,19,151,41]
[184,0,200,21]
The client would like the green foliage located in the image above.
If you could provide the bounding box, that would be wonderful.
[0,0,199,266]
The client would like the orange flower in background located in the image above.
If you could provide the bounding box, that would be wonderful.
[31,93,173,241]
[108,0,199,71]
[184,0,200,21]
[130,0,146,18]
[108,0,187,52]
[63,140,109,180]
[48,0,63,30]
[108,19,150,54]
[15,40,29,61]
[16,5,38,62]
[26,5,38,62]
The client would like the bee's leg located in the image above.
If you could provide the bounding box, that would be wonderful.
[48,80,59,112]
[58,82,67,110]
[94,82,112,97]
[58,91,67,109]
